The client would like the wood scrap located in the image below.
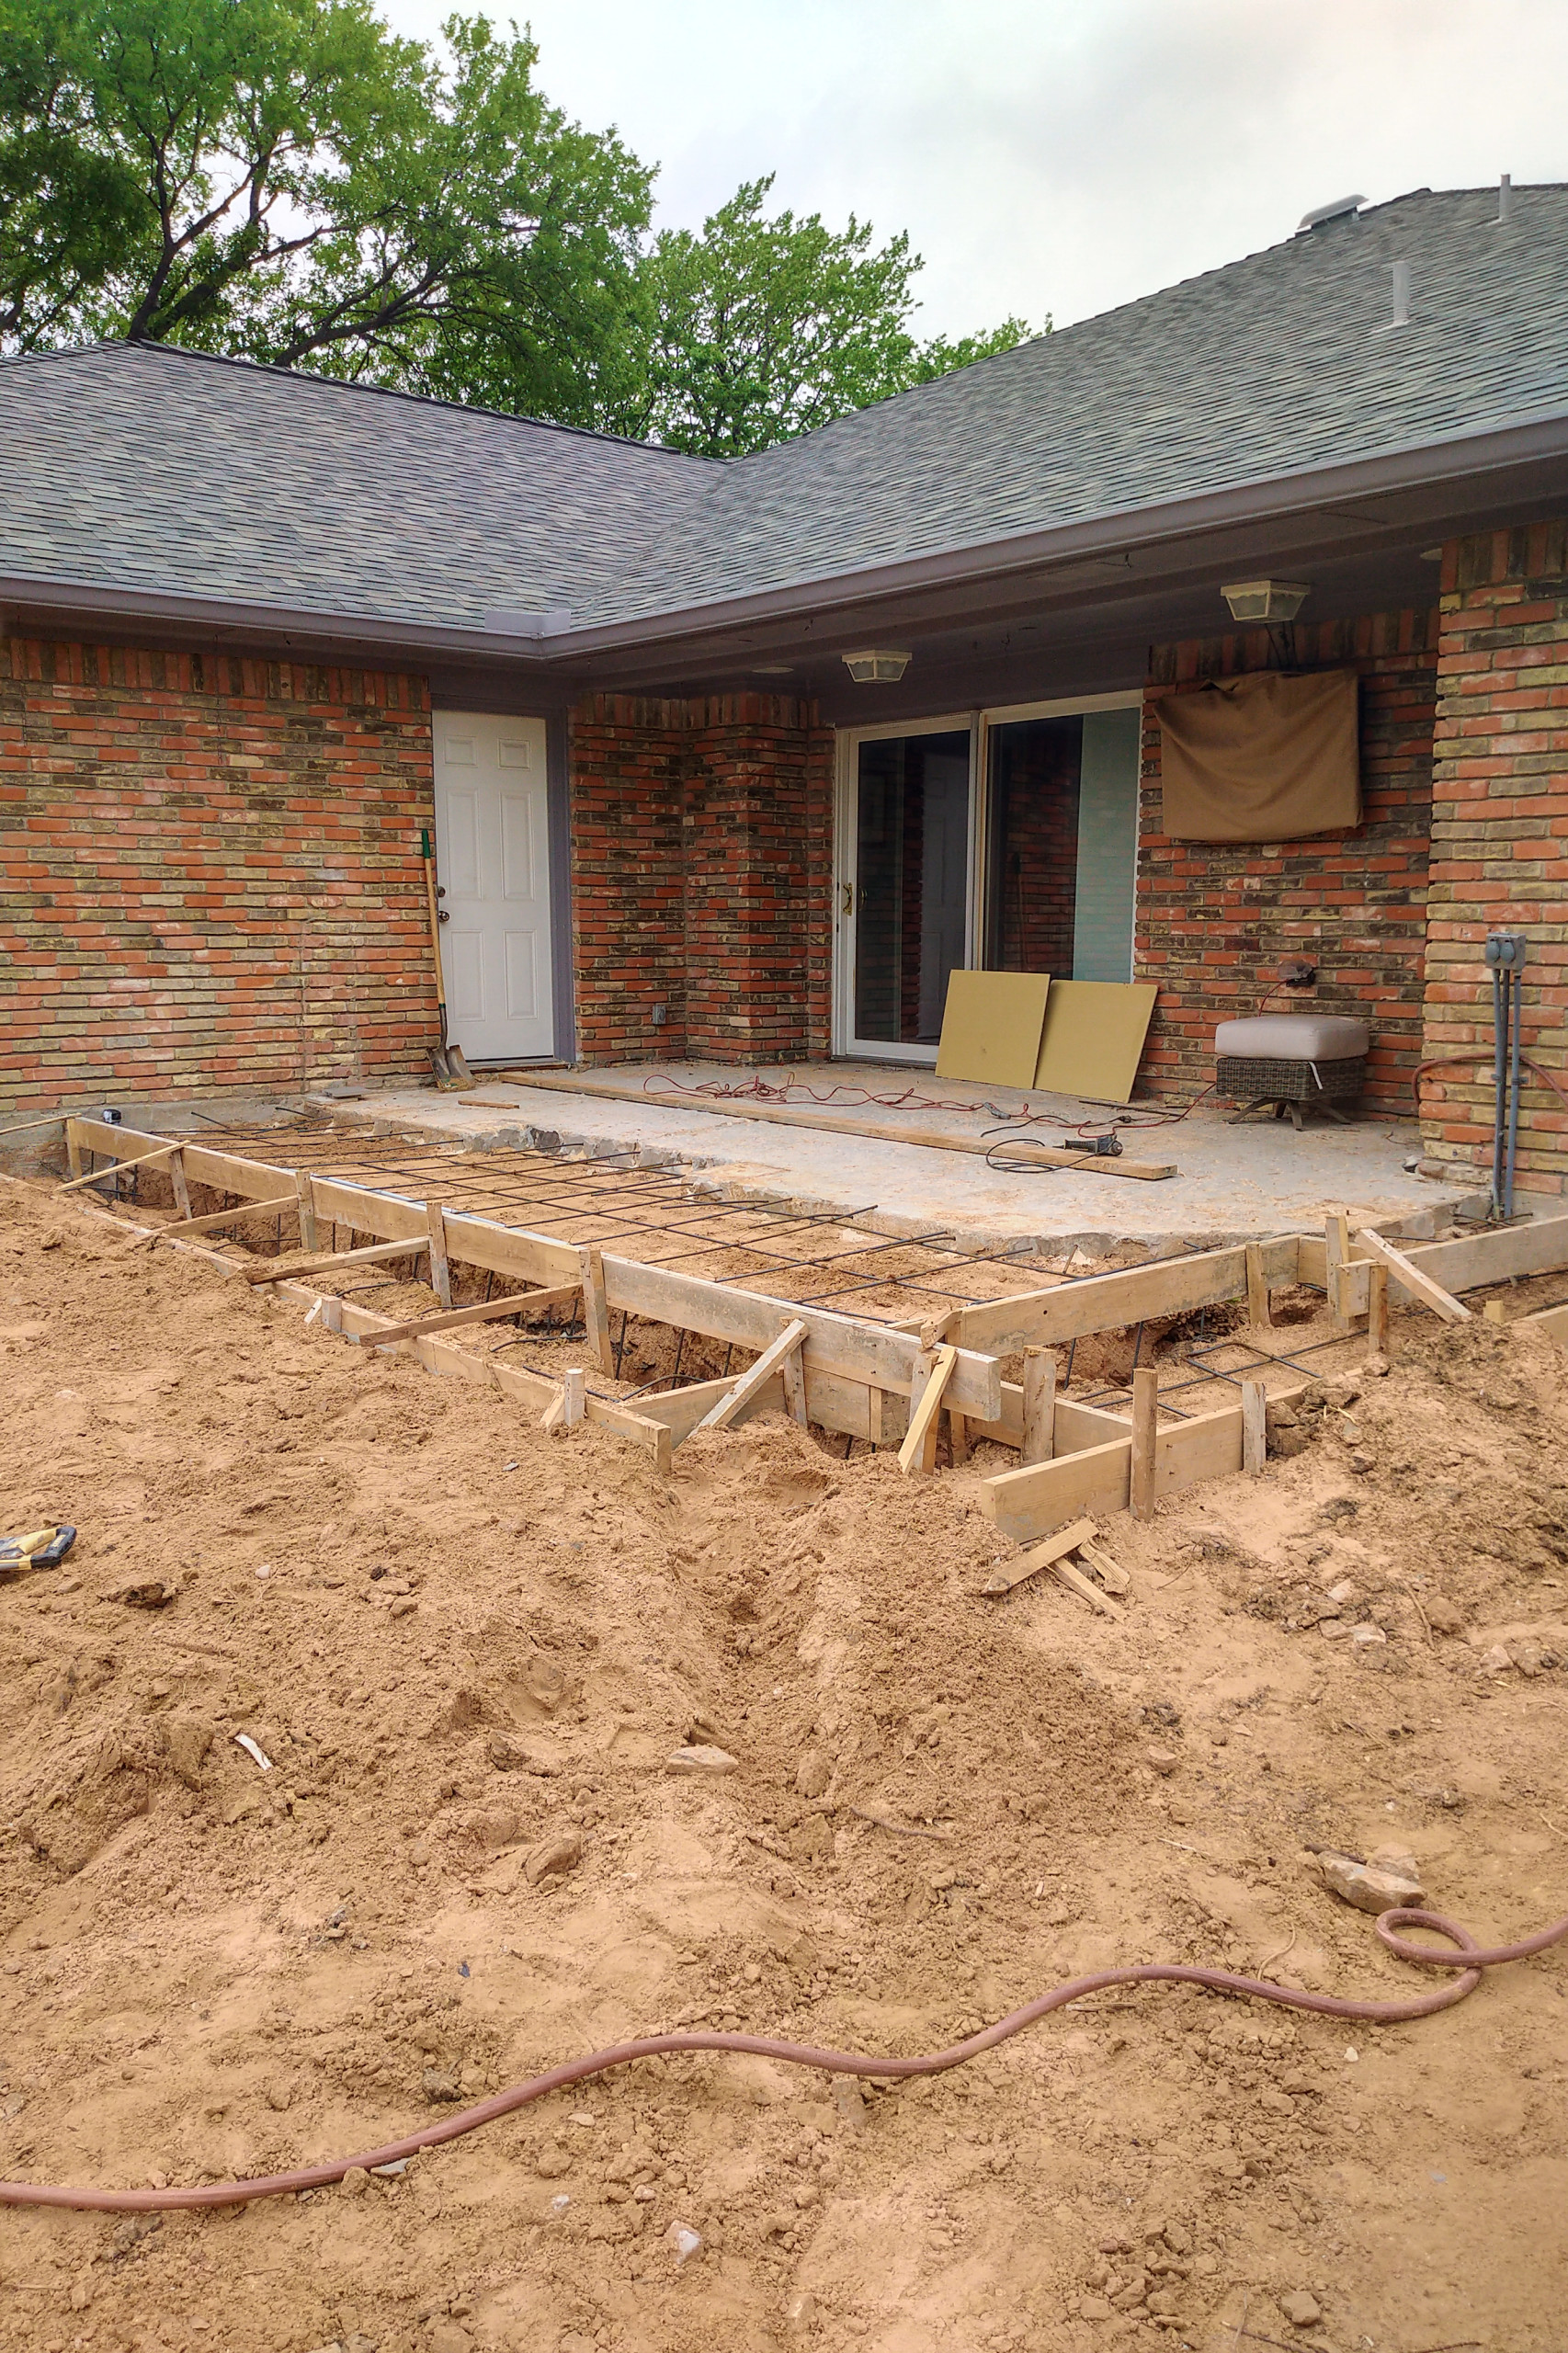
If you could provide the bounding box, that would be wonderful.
[58,1142,182,1192]
[127,1193,300,1246]
[426,1199,453,1309]
[472,1074,1177,1179]
[1242,1378,1267,1477]
[1051,1555,1127,1620]
[1075,1537,1131,1594]
[1131,1366,1158,1520]
[980,1516,1098,1597]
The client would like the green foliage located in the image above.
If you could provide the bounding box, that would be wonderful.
[615,176,1039,456]
[0,1,1040,449]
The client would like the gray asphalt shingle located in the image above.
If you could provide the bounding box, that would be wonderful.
[2,185,1563,639]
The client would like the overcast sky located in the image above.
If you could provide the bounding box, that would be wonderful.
[382,0,1565,341]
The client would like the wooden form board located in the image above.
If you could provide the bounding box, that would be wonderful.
[956,1235,1301,1355]
[1034,980,1158,1104]
[1299,1212,1568,1316]
[935,970,1051,1089]
[598,1251,1002,1421]
[978,1381,1310,1542]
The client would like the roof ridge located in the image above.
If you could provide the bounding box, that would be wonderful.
[0,338,722,465]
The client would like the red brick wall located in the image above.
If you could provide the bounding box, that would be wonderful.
[569,692,834,1063]
[1422,522,1568,1193]
[1138,610,1438,1111]
[0,637,437,1113]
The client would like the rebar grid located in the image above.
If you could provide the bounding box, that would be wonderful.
[180,1122,1088,1326]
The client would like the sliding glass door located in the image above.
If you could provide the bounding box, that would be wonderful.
[835,696,1142,1063]
[839,721,976,1061]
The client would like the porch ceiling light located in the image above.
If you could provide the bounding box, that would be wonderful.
[841,648,911,683]
[1220,579,1312,624]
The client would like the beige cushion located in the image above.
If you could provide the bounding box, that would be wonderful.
[1214,1014,1369,1060]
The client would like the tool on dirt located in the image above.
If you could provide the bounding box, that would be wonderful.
[0,1524,76,1572]
[4,1898,1564,2213]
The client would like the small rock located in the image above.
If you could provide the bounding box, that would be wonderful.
[1348,1623,1387,1649]
[117,1579,176,1609]
[1325,1579,1361,1608]
[1425,1595,1465,1634]
[1145,1745,1179,1776]
[1078,2295,1114,2321]
[1478,1643,1515,1675]
[338,2165,370,2197]
[1368,1843,1421,1882]
[832,2076,867,2130]
[535,2146,574,2178]
[524,1830,582,1887]
[68,2279,93,2313]
[1347,1451,1375,1475]
[1316,1849,1425,1915]
[421,2068,462,2104]
[665,2221,703,2267]
[666,1745,738,1775]
[783,2292,819,2335]
[427,2325,473,2353]
[1279,2290,1322,2327]
[1508,1638,1547,1677]
[795,1748,832,1799]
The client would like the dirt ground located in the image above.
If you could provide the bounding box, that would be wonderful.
[1,1175,1565,2353]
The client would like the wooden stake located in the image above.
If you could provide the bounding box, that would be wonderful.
[1021,1347,1056,1465]
[294,1170,319,1254]
[65,1127,84,1181]
[426,1199,452,1309]
[1367,1262,1389,1356]
[1324,1210,1354,1330]
[948,1408,970,1466]
[1244,1242,1271,1328]
[780,1343,809,1426]
[542,1366,588,1434]
[1131,1366,1158,1520]
[899,1345,959,1477]
[1241,1378,1267,1478]
[580,1244,614,1374]
[690,1319,809,1439]
[1076,1537,1131,1594]
[167,1144,192,1222]
[1483,1296,1507,1325]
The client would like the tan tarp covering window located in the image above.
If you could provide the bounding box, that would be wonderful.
[1153,668,1360,842]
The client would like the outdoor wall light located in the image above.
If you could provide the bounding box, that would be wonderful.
[1220,580,1312,623]
[841,649,911,683]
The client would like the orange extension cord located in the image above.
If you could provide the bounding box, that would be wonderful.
[4,1904,1564,2215]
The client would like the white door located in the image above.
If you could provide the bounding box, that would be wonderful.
[432,711,554,1063]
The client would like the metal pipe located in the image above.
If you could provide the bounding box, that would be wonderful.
[1506,962,1524,1216]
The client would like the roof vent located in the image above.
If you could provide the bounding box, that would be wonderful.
[482,605,573,637]
[1296,193,1366,233]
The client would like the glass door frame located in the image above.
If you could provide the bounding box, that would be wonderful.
[831,689,1143,1064]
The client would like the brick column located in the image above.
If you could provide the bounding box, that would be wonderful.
[1423,522,1568,1193]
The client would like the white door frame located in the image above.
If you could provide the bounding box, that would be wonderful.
[831,689,1143,1064]
[832,710,979,1063]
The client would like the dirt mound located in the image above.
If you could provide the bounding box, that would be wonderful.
[0,1176,1565,2353]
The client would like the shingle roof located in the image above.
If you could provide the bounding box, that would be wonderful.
[4,183,1566,641]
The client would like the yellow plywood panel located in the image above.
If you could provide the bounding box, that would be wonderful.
[1034,980,1158,1105]
[935,970,1051,1088]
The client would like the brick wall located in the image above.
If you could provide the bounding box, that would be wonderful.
[0,638,437,1113]
[1138,610,1438,1112]
[1422,522,1568,1193]
[569,692,834,1063]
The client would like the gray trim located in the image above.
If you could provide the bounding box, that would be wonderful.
[546,712,575,1063]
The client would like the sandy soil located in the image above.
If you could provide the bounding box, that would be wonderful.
[1,1176,1565,2353]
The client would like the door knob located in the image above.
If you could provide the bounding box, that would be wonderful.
[437,909,450,923]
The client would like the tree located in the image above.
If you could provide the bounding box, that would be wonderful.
[0,0,653,426]
[619,176,1036,457]
[0,3,1039,449]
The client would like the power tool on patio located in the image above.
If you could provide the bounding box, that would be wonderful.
[0,1524,76,1574]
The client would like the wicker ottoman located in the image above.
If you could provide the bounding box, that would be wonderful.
[1215,1015,1369,1130]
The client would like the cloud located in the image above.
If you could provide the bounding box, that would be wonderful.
[381,0,1566,336]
